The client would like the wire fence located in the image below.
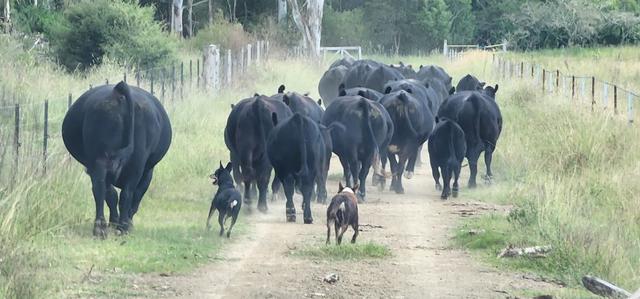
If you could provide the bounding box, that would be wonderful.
[492,54,637,124]
[0,40,272,190]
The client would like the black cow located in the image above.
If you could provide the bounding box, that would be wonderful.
[338,85,384,102]
[428,118,466,199]
[389,62,417,79]
[417,65,453,90]
[318,65,349,106]
[267,113,328,223]
[456,74,485,92]
[329,57,355,69]
[380,90,434,194]
[272,86,324,123]
[224,95,293,212]
[364,65,405,93]
[62,82,172,237]
[322,96,393,200]
[383,79,443,114]
[437,86,502,188]
[342,63,375,89]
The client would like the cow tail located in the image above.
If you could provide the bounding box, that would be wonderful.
[467,94,483,146]
[244,96,266,178]
[114,81,135,153]
[295,113,309,177]
[359,98,379,160]
[398,91,419,138]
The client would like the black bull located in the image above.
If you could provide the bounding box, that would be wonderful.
[62,81,172,238]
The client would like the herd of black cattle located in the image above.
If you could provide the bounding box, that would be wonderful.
[61,56,502,238]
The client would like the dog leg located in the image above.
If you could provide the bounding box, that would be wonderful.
[351,223,359,243]
[218,211,226,237]
[337,224,348,245]
[226,214,237,238]
[206,201,216,231]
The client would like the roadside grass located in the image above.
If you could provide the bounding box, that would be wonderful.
[451,52,640,295]
[291,241,391,260]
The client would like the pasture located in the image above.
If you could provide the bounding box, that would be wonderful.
[0,42,639,298]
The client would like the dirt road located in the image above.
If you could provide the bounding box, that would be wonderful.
[135,158,559,298]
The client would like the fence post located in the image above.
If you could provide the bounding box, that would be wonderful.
[203,44,221,92]
[197,59,200,88]
[68,93,72,109]
[171,63,176,101]
[123,72,127,83]
[14,104,20,174]
[591,77,595,111]
[256,41,261,65]
[443,39,448,57]
[226,49,232,86]
[603,83,609,109]
[241,47,245,73]
[542,69,546,93]
[43,100,48,175]
[150,71,155,95]
[161,68,166,100]
[614,85,618,114]
[531,65,534,78]
[180,62,184,99]
[189,59,193,86]
[520,62,524,78]
[556,70,560,90]
[572,76,576,99]
[247,43,252,69]
[628,91,634,124]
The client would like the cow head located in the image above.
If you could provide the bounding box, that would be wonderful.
[278,84,286,94]
[211,161,233,186]
[483,84,499,99]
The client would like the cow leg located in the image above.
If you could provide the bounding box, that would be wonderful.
[404,144,420,179]
[387,152,399,192]
[243,179,252,206]
[358,154,373,200]
[105,184,119,228]
[118,184,137,233]
[339,156,351,186]
[483,148,494,184]
[430,160,442,191]
[89,165,108,239]
[282,175,296,222]
[257,174,270,213]
[271,177,281,201]
[467,147,482,188]
[302,177,314,224]
[452,163,461,198]
[393,154,408,194]
[315,169,328,204]
[415,145,423,167]
[441,165,452,199]
[348,157,360,192]
[130,168,154,220]
[250,182,258,200]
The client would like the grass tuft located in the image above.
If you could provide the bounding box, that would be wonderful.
[292,241,391,260]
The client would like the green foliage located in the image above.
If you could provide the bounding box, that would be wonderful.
[187,12,253,52]
[445,0,475,44]
[419,0,452,50]
[321,5,370,47]
[13,4,66,37]
[52,0,176,71]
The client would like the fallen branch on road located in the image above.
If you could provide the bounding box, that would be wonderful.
[497,245,552,258]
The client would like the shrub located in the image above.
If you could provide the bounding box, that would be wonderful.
[13,5,66,38]
[187,12,253,52]
[52,0,176,71]
[321,6,370,47]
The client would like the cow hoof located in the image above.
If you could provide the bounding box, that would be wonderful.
[258,204,268,213]
[394,186,405,194]
[226,231,231,238]
[304,217,313,224]
[483,175,493,185]
[93,219,108,239]
[117,220,131,235]
[435,183,442,191]
[440,193,449,200]
[404,171,414,179]
[108,218,119,229]
[468,181,477,189]
[286,208,296,222]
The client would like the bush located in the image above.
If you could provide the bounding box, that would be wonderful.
[321,6,370,47]
[13,5,66,38]
[52,0,176,71]
[187,12,253,52]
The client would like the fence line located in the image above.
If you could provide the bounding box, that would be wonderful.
[0,40,272,186]
[492,54,637,125]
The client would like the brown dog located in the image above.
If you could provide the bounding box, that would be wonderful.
[326,182,359,245]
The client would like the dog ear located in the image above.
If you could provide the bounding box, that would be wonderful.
[352,183,359,193]
[225,162,232,172]
[219,161,223,169]
[338,182,344,192]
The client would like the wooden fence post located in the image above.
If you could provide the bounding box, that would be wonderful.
[591,77,595,111]
[189,59,193,86]
[150,71,155,95]
[542,69,546,93]
[171,63,176,101]
[197,59,200,88]
[136,69,140,87]
[14,104,20,174]
[123,72,127,83]
[572,76,576,99]
[43,100,48,175]
[556,70,559,90]
[256,41,261,65]
[226,49,232,86]
[68,93,72,109]
[180,62,184,99]
[161,69,166,100]
[614,85,618,114]
[628,91,634,124]
[203,44,221,92]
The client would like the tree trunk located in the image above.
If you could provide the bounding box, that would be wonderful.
[171,0,184,38]
[287,0,324,58]
[277,0,287,24]
[3,0,10,23]
[186,0,193,37]
[208,0,213,24]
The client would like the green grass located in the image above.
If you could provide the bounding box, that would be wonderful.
[291,241,391,260]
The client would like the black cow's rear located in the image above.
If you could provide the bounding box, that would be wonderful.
[428,118,466,199]
[62,82,172,237]
[224,95,292,212]
[267,113,328,223]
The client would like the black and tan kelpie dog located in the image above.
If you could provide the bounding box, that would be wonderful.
[207,162,241,238]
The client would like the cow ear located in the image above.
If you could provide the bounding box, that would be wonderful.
[317,98,322,106]
[338,182,344,192]
[353,183,359,193]
[385,86,392,94]
[230,103,235,109]
[278,84,286,93]
[449,87,456,95]
[419,64,423,69]
[339,89,346,97]
[225,162,232,172]
[254,93,260,97]
[357,90,366,98]
[219,161,224,169]
[407,88,413,94]
[271,112,278,126]
[283,94,290,106]
[435,116,440,123]
[494,84,499,93]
